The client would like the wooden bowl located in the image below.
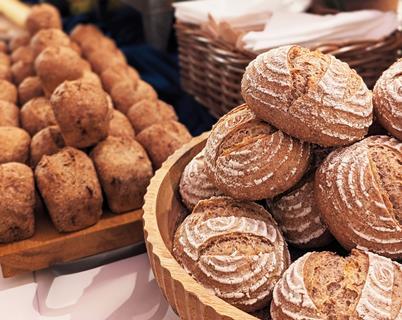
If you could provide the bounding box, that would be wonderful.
[143,132,259,320]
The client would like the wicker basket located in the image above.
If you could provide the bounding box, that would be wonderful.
[176,22,402,118]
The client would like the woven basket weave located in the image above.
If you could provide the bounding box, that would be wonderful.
[176,22,402,118]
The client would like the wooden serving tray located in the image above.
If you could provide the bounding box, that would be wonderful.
[0,209,143,277]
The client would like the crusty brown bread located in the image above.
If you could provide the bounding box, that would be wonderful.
[0,162,35,243]
[91,136,153,213]
[0,79,17,104]
[108,109,135,139]
[0,41,6,53]
[50,79,111,148]
[271,249,402,320]
[35,147,103,232]
[0,52,10,67]
[30,126,65,167]
[204,104,311,200]
[0,64,12,82]
[136,120,192,169]
[20,97,57,136]
[25,4,62,35]
[179,149,223,211]
[101,64,139,93]
[11,60,35,85]
[9,33,30,52]
[69,24,103,46]
[80,36,117,59]
[18,76,44,105]
[315,135,402,259]
[127,99,178,133]
[241,45,373,147]
[373,58,402,140]
[87,49,126,74]
[10,46,34,64]
[30,28,71,57]
[173,196,290,312]
[0,101,19,127]
[0,127,30,164]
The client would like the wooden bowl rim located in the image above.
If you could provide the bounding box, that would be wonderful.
[143,132,258,319]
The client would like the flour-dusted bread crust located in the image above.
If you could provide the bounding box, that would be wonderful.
[25,3,62,35]
[173,196,290,312]
[373,58,402,140]
[0,79,17,104]
[91,136,153,213]
[204,104,311,200]
[0,163,35,243]
[179,149,223,211]
[30,126,65,167]
[270,178,332,249]
[18,76,44,105]
[20,97,57,136]
[50,79,111,148]
[271,249,402,319]
[315,135,402,259]
[108,110,135,139]
[241,45,372,147]
[0,127,30,164]
[0,101,19,127]
[35,147,103,232]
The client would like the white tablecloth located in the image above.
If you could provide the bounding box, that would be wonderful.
[0,253,179,320]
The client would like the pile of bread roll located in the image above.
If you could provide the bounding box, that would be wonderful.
[175,45,402,318]
[0,4,191,243]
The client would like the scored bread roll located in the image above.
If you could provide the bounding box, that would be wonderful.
[35,147,103,232]
[271,249,402,320]
[20,97,57,136]
[50,79,111,148]
[179,149,223,211]
[30,126,65,167]
[241,45,373,147]
[315,135,402,259]
[30,28,71,57]
[0,80,17,104]
[108,110,135,139]
[0,163,35,243]
[25,4,62,35]
[18,76,44,105]
[91,136,153,213]
[373,58,402,140]
[0,127,30,164]
[173,196,290,312]
[0,101,19,127]
[204,104,311,200]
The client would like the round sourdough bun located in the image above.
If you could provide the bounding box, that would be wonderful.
[11,60,35,85]
[315,135,402,259]
[30,28,71,57]
[9,33,30,52]
[20,97,57,136]
[0,162,35,243]
[25,4,62,35]
[204,104,311,200]
[271,249,402,320]
[0,127,30,164]
[179,149,223,210]
[11,46,34,64]
[108,110,135,139]
[87,49,126,74]
[0,80,17,104]
[101,65,139,93]
[35,147,103,232]
[373,59,402,140]
[173,196,290,312]
[241,45,372,147]
[70,24,103,46]
[0,101,19,127]
[30,126,65,167]
[18,76,44,105]
[270,177,333,249]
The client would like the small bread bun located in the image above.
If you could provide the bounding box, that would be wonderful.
[315,135,402,259]
[0,65,12,81]
[173,196,290,312]
[9,33,30,52]
[18,76,44,105]
[0,126,30,164]
[80,36,117,58]
[10,46,34,65]
[70,24,103,46]
[87,49,126,74]
[20,97,57,136]
[25,4,62,35]
[204,104,311,200]
[35,147,103,232]
[50,79,111,148]
[30,125,65,167]
[241,45,373,147]
[108,109,135,139]
[0,41,6,53]
[0,80,17,104]
[0,162,35,243]
[271,249,402,320]
[101,64,140,92]
[0,52,10,67]
[91,136,153,213]
[0,101,19,127]
[11,61,35,85]
[30,28,71,57]
[137,120,192,169]
[373,58,402,140]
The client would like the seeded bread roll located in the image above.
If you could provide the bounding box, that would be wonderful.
[137,120,192,169]
[30,28,71,57]
[315,135,402,259]
[35,147,103,232]
[204,104,311,200]
[271,249,402,320]
[173,196,290,312]
[373,59,402,140]
[127,99,178,133]
[101,64,140,92]
[0,80,17,104]
[179,149,223,211]
[50,79,111,148]
[35,46,88,96]
[0,163,35,243]
[270,177,333,249]
[0,127,30,164]
[241,45,373,147]
[87,49,126,74]
[18,76,44,105]
[0,101,19,127]
[21,97,56,136]
[25,4,62,35]
[11,60,35,85]
[108,110,135,139]
[91,136,153,213]
[111,80,157,114]
[9,33,30,52]
[30,126,65,167]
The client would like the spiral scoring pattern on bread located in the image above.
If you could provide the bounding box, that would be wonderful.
[315,136,402,258]
[241,45,372,147]
[204,104,311,200]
